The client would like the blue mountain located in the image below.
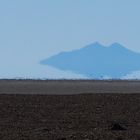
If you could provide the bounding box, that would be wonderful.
[40,42,140,79]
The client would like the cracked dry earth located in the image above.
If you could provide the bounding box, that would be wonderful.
[0,93,140,140]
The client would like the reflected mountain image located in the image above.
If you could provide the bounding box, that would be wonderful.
[40,42,140,79]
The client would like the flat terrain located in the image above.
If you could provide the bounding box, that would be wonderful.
[1,80,140,94]
[0,80,140,140]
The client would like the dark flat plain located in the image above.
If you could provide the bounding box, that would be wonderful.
[0,80,140,140]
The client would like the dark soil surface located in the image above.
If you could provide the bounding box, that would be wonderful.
[0,80,140,140]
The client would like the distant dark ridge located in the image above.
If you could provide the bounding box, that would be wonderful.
[0,78,140,82]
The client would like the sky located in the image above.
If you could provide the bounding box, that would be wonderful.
[0,0,140,78]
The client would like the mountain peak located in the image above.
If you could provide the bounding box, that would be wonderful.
[40,42,140,79]
[90,42,104,47]
[93,42,102,46]
[84,42,105,50]
[109,42,124,48]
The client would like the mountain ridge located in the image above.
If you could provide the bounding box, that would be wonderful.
[40,42,140,79]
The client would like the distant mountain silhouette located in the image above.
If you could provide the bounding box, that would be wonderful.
[40,42,140,79]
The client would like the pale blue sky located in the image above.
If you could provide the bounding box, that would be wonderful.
[0,0,140,78]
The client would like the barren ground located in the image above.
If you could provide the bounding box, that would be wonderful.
[0,80,140,140]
